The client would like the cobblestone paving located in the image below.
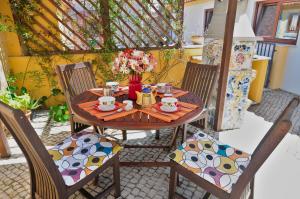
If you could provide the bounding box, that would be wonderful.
[248,89,300,136]
[0,111,216,199]
[2,89,296,199]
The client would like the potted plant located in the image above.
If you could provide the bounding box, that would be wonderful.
[0,90,41,120]
[16,94,41,119]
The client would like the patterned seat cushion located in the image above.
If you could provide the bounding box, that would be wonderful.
[169,130,251,193]
[48,130,122,186]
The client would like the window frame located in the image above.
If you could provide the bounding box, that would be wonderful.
[204,8,214,32]
[253,0,300,45]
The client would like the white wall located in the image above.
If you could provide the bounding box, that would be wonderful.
[246,0,256,23]
[183,0,256,43]
[282,31,300,95]
[183,1,214,43]
[246,0,300,95]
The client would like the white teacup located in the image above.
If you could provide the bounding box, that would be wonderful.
[161,97,178,112]
[98,96,116,111]
[157,83,167,93]
[106,82,119,92]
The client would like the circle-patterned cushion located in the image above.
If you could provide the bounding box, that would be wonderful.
[169,130,251,193]
[48,130,122,186]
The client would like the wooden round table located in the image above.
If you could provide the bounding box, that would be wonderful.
[71,90,204,130]
[71,89,204,167]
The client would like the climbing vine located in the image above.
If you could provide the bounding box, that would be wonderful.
[0,0,184,98]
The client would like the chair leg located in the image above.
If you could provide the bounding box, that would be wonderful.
[93,126,100,134]
[202,192,211,199]
[94,175,99,186]
[169,164,177,199]
[176,174,180,186]
[250,177,255,199]
[204,115,208,130]
[70,118,75,133]
[155,130,160,140]
[95,126,105,134]
[113,155,121,198]
[122,130,127,141]
[181,124,187,144]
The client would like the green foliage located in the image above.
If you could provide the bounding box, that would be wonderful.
[51,88,62,96]
[1,74,42,111]
[1,0,184,106]
[92,52,127,84]
[0,89,41,111]
[49,104,70,122]
[145,49,184,85]
[0,15,14,32]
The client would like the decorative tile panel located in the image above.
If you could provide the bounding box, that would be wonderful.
[230,41,256,70]
[221,70,255,130]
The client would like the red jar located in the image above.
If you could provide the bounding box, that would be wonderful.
[128,73,142,100]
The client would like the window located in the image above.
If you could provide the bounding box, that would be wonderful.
[204,9,214,32]
[254,0,300,45]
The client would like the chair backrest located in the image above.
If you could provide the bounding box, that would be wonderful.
[0,102,65,198]
[56,62,97,110]
[231,97,299,198]
[181,62,218,107]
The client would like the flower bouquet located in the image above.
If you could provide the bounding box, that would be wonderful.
[112,49,157,100]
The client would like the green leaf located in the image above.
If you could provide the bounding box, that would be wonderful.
[7,86,17,93]
[59,105,67,110]
[63,114,70,121]
[40,96,48,103]
[51,88,62,96]
[56,109,63,116]
[20,87,28,95]
[54,115,62,122]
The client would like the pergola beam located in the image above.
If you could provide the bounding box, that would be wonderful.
[214,0,238,131]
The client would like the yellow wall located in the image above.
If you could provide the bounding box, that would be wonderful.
[7,48,202,106]
[249,59,269,103]
[185,0,212,7]
[269,45,289,89]
[0,0,23,56]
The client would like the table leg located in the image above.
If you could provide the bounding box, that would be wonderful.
[124,126,180,150]
[122,130,127,141]
[155,130,160,140]
[121,126,180,167]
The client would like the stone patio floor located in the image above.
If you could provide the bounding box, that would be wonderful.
[0,89,300,199]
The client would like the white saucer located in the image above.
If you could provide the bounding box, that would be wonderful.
[160,106,178,113]
[98,105,115,112]
[164,93,173,97]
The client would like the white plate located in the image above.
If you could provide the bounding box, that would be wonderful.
[160,106,178,113]
[98,105,116,112]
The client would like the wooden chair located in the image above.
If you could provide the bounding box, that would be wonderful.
[169,97,299,199]
[56,62,127,140]
[56,62,97,133]
[181,62,218,130]
[0,101,122,199]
